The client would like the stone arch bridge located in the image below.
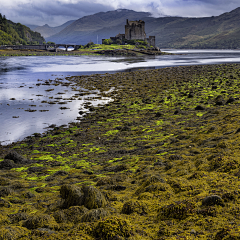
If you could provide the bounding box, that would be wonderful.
[0,44,80,51]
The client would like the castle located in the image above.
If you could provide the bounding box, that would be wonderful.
[102,19,155,47]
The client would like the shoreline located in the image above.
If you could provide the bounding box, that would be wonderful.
[0,48,172,57]
[1,63,240,238]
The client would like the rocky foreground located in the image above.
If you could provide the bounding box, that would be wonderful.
[1,64,240,239]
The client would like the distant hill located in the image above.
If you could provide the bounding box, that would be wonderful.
[0,14,45,45]
[47,9,151,44]
[47,7,240,49]
[34,20,76,38]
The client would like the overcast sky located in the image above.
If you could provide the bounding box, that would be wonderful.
[1,0,240,27]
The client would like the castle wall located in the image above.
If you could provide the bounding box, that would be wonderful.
[125,19,146,40]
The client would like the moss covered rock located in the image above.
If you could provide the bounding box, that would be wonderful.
[60,184,84,209]
[23,214,58,230]
[81,208,109,222]
[121,200,148,215]
[81,185,107,209]
[157,200,196,220]
[93,217,133,239]
[0,226,29,240]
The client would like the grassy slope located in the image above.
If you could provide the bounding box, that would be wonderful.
[1,64,240,238]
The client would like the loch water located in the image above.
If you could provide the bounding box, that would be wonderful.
[1,49,240,145]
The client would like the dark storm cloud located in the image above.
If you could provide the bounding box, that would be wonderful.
[1,0,240,26]
[4,0,114,26]
[18,0,113,18]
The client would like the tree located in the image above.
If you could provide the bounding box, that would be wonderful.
[103,39,113,45]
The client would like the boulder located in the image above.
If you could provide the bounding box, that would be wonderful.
[81,185,107,209]
[60,184,107,209]
[23,214,58,229]
[81,208,109,222]
[0,159,16,169]
[202,195,225,207]
[4,150,29,164]
[60,185,84,209]
[121,200,147,215]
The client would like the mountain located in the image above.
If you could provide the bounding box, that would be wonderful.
[0,14,45,45]
[34,20,76,38]
[145,7,240,49]
[47,7,240,49]
[25,24,39,31]
[46,9,151,44]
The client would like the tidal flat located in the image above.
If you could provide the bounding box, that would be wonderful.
[1,63,240,239]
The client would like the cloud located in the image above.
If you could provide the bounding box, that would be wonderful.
[1,0,240,26]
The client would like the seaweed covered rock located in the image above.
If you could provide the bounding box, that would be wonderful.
[81,185,107,209]
[30,228,57,238]
[93,217,133,239]
[121,200,147,215]
[157,200,196,220]
[195,105,205,110]
[60,184,84,209]
[96,177,116,186]
[104,164,128,172]
[53,205,88,223]
[202,195,225,207]
[4,150,29,164]
[60,184,107,209]
[0,177,11,186]
[214,95,225,106]
[81,208,109,222]
[0,226,29,240]
[0,198,11,208]
[9,212,29,224]
[0,159,16,170]
[135,175,166,195]
[214,227,240,240]
[22,214,58,230]
[0,187,14,197]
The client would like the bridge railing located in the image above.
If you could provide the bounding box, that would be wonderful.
[0,44,80,51]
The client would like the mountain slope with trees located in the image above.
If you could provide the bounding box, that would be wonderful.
[47,7,240,49]
[0,14,45,45]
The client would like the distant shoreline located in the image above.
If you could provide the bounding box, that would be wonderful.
[0,48,173,57]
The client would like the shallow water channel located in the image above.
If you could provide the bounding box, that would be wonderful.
[1,49,240,145]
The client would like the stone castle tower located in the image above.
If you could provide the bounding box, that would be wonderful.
[103,19,156,47]
[125,19,146,40]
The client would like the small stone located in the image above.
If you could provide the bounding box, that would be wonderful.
[226,96,235,104]
[188,92,194,98]
[202,195,225,207]
[195,105,205,110]
[190,229,196,235]
[155,112,162,117]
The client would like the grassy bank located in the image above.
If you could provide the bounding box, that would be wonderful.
[0,49,101,57]
[0,44,167,57]
[1,64,240,239]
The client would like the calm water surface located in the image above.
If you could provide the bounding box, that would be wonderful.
[1,49,240,145]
